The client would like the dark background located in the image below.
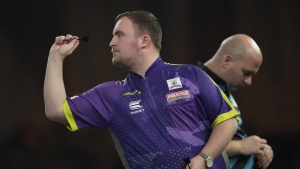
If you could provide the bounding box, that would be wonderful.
[0,0,299,168]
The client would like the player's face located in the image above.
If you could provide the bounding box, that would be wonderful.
[109,17,140,70]
[227,55,262,91]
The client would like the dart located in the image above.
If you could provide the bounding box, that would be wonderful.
[78,36,89,42]
[62,36,89,43]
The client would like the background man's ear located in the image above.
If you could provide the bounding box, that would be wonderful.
[222,55,232,67]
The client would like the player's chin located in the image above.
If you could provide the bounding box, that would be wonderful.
[112,58,119,66]
[112,55,119,63]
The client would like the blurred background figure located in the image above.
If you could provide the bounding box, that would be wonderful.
[197,34,273,169]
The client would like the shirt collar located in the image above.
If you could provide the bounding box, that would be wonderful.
[197,62,230,96]
[129,57,163,79]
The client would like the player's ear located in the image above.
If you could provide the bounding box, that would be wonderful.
[140,35,151,49]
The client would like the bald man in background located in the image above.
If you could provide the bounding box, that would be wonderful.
[197,34,273,169]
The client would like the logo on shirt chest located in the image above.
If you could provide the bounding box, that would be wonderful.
[129,99,144,115]
[166,90,190,102]
[166,77,182,90]
[122,90,142,96]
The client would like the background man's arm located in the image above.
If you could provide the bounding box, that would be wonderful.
[226,135,273,169]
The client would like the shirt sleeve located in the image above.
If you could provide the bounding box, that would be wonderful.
[62,81,122,130]
[211,88,238,127]
[194,67,238,127]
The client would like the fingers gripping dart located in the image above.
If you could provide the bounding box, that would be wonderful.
[62,36,89,43]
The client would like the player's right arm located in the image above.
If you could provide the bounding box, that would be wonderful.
[44,34,79,124]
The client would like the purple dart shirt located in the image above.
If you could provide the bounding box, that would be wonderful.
[63,57,237,169]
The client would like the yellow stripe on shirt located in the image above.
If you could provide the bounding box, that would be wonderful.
[212,89,239,128]
[62,100,78,131]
